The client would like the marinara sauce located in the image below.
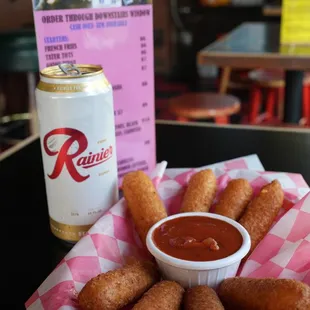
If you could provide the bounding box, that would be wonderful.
[153,216,243,261]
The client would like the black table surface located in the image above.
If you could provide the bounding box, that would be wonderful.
[3,120,310,309]
[198,22,310,69]
[203,22,280,54]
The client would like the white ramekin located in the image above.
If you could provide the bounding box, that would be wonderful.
[146,212,251,289]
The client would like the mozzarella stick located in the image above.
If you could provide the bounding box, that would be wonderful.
[133,281,184,310]
[218,277,310,310]
[239,180,284,258]
[181,169,217,213]
[122,171,167,246]
[78,259,160,310]
[184,285,224,310]
[214,179,253,220]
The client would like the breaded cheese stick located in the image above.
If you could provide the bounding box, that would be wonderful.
[181,169,217,213]
[218,277,310,310]
[122,171,167,246]
[184,285,224,310]
[239,180,284,258]
[133,281,184,310]
[214,179,253,220]
[78,259,160,310]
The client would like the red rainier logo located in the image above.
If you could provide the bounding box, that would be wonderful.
[43,128,113,183]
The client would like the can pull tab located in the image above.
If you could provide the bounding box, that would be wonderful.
[59,64,82,76]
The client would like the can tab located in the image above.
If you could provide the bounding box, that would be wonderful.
[59,64,82,76]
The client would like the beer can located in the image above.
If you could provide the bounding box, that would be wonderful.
[36,64,119,243]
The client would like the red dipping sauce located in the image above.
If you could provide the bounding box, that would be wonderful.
[152,216,243,262]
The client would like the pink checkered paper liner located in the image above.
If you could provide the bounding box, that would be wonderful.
[26,155,310,310]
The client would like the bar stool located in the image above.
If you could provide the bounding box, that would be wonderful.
[155,76,189,120]
[169,93,241,124]
[0,29,39,151]
[248,69,310,125]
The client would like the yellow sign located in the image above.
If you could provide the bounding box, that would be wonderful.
[281,0,310,45]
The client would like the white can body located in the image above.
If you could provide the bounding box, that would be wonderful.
[36,65,119,242]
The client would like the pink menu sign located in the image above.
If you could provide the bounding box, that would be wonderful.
[32,0,156,181]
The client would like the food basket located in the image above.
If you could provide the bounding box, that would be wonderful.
[26,155,310,309]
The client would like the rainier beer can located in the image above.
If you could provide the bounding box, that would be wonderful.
[36,64,119,243]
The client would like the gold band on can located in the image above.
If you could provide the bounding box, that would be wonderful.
[37,79,110,93]
[49,217,93,242]
[40,64,104,79]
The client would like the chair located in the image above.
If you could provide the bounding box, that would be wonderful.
[248,69,310,125]
[169,93,241,124]
[0,29,39,145]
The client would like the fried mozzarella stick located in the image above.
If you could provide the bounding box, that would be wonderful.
[218,277,310,310]
[214,179,253,220]
[239,180,284,258]
[181,169,217,213]
[78,260,160,310]
[184,285,224,310]
[133,281,184,310]
[122,171,167,245]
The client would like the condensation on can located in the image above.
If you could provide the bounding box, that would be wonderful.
[36,64,119,243]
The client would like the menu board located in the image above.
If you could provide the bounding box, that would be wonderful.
[31,0,155,182]
[281,0,310,45]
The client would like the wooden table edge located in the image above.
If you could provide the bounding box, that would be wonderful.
[262,6,282,17]
[197,51,310,61]
[0,134,39,162]
[156,119,310,134]
[197,51,310,70]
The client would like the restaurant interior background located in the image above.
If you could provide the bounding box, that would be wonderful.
[4,2,310,308]
[1,0,305,155]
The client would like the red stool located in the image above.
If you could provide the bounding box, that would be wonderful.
[248,69,310,125]
[169,93,241,124]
